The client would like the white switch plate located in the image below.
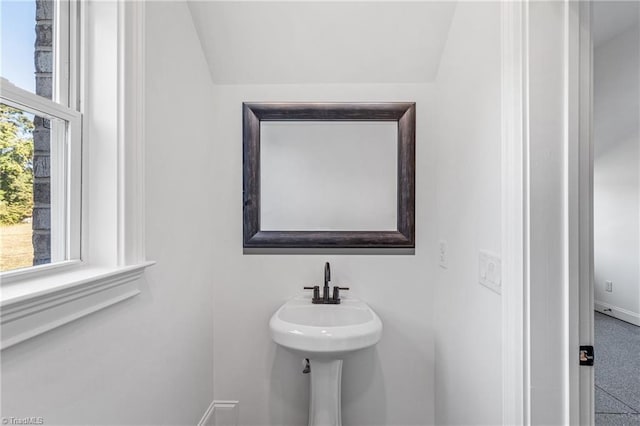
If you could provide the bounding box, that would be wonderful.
[439,240,448,269]
[479,251,501,294]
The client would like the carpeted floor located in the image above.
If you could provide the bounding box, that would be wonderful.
[595,311,640,425]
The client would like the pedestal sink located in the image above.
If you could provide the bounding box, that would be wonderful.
[269,296,382,426]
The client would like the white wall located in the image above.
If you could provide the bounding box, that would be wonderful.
[0,2,215,424]
[202,2,507,425]
[593,23,640,324]
[427,3,503,425]
[1,2,510,425]
[209,83,436,426]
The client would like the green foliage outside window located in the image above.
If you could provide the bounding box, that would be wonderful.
[0,104,34,225]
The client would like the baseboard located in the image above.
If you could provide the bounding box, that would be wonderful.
[198,400,239,426]
[595,301,640,326]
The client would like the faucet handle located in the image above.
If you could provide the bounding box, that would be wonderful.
[304,286,320,301]
[332,286,350,303]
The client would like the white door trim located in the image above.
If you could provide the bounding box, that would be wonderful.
[574,2,595,425]
[566,1,594,424]
[501,2,527,425]
[501,1,592,424]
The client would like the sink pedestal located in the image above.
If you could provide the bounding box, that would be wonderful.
[270,296,382,425]
[308,359,343,426]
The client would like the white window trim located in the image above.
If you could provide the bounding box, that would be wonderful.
[0,0,153,350]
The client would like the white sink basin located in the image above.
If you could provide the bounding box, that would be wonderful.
[270,294,383,425]
[269,296,382,357]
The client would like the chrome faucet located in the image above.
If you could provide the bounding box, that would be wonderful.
[304,262,349,304]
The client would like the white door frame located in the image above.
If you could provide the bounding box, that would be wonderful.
[572,2,595,425]
[500,2,526,424]
[501,1,593,425]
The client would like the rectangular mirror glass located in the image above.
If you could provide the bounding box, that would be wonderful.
[260,121,398,231]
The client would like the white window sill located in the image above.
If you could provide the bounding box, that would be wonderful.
[0,261,155,349]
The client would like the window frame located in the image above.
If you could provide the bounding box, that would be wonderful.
[0,82,82,279]
[0,0,152,350]
[1,0,81,276]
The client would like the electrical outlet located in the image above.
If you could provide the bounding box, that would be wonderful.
[479,251,502,294]
[439,240,448,269]
[605,281,613,292]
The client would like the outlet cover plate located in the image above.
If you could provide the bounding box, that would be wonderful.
[479,251,501,294]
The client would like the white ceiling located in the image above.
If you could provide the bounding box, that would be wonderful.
[593,1,639,47]
[186,1,457,85]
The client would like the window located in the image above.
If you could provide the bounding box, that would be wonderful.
[1,1,151,349]
[1,0,80,274]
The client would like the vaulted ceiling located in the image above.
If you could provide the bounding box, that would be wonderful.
[186,1,457,84]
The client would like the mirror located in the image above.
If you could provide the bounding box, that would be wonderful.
[261,121,398,231]
[243,102,415,250]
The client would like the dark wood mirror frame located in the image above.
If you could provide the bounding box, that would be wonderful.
[243,102,415,249]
